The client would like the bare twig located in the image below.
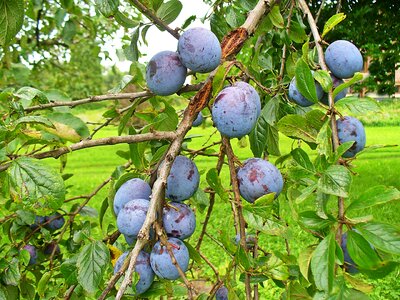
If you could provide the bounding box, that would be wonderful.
[278,0,295,82]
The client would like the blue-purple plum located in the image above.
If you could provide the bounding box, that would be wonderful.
[320,74,348,105]
[336,116,366,158]
[30,215,46,230]
[235,233,256,248]
[113,178,152,216]
[212,86,258,138]
[43,242,60,255]
[23,244,37,265]
[124,234,136,245]
[233,81,261,117]
[237,158,284,203]
[325,40,363,79]
[192,112,204,127]
[177,27,221,73]
[150,237,189,280]
[146,51,187,96]
[163,202,196,240]
[117,199,149,238]
[215,285,228,300]
[165,156,200,202]
[45,212,65,231]
[288,77,324,107]
[114,251,155,295]
[341,232,359,274]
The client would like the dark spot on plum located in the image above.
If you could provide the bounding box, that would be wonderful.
[249,169,259,183]
[168,230,181,237]
[148,61,157,78]
[262,184,269,192]
[187,169,194,180]
[350,130,357,137]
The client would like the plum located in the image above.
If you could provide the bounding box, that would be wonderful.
[237,158,284,203]
[211,86,258,138]
[215,285,228,300]
[30,215,46,230]
[192,112,204,127]
[336,116,366,158]
[150,237,189,280]
[325,40,363,79]
[177,27,221,73]
[233,81,261,117]
[235,233,256,248]
[341,232,359,274]
[165,155,200,202]
[146,51,187,96]
[43,241,60,256]
[117,199,149,238]
[124,234,136,246]
[288,76,324,107]
[114,251,155,295]
[23,244,37,265]
[45,212,65,231]
[113,178,152,216]
[320,74,348,105]
[163,202,196,240]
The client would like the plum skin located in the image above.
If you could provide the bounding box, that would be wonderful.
[113,178,152,216]
[165,155,200,202]
[150,237,189,280]
[288,77,324,107]
[325,40,363,79]
[237,158,284,203]
[233,81,261,117]
[163,202,196,240]
[215,285,229,300]
[336,116,366,158]
[114,251,155,295]
[212,86,259,138]
[43,242,60,255]
[117,199,150,238]
[320,74,348,105]
[177,27,221,73]
[145,51,187,96]
[45,212,65,231]
[192,112,203,127]
[23,244,37,265]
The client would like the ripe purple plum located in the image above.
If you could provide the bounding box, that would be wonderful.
[192,112,204,127]
[237,158,284,203]
[117,199,149,238]
[113,178,152,216]
[163,202,196,240]
[150,237,189,280]
[325,40,363,79]
[30,215,46,230]
[146,51,187,96]
[177,27,221,73]
[212,86,258,138]
[288,77,324,107]
[320,74,348,105]
[233,81,261,117]
[215,285,229,300]
[336,116,366,158]
[45,212,65,231]
[165,155,200,202]
[114,251,155,295]
[235,233,256,248]
[43,241,60,256]
[23,244,37,265]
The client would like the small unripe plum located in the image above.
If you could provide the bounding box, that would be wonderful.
[325,40,363,79]
[114,251,155,295]
[150,237,189,280]
[288,77,324,107]
[177,27,221,73]
[237,158,284,203]
[165,155,200,202]
[192,112,204,127]
[215,285,229,300]
[336,116,366,158]
[43,241,60,256]
[320,74,348,105]
[341,232,359,274]
[23,244,37,265]
[45,212,65,231]
[163,202,196,240]
[212,86,258,138]
[233,81,261,117]
[113,178,152,216]
[146,51,187,96]
[117,199,149,238]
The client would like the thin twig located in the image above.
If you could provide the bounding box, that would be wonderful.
[278,0,295,83]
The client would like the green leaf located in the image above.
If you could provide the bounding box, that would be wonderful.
[347,231,381,269]
[156,0,182,25]
[291,148,314,172]
[356,222,400,255]
[316,120,333,157]
[318,165,352,198]
[299,211,334,230]
[108,75,133,93]
[289,20,307,44]
[43,112,90,142]
[12,116,54,130]
[61,258,78,285]
[268,5,284,28]
[2,258,20,286]
[0,0,24,46]
[226,6,245,28]
[8,157,65,209]
[152,100,179,131]
[236,245,252,270]
[62,19,77,43]
[278,113,321,144]
[243,210,286,236]
[125,27,140,62]
[295,58,318,103]
[114,11,139,28]
[95,0,119,17]
[311,233,335,292]
[298,246,315,281]
[321,13,346,38]
[260,253,289,281]
[37,271,52,297]
[99,197,109,228]
[335,96,381,114]
[183,241,202,264]
[206,168,227,202]
[77,241,110,294]
[243,193,275,219]
[333,72,363,99]
[192,188,209,213]
[347,186,400,212]
[314,70,333,92]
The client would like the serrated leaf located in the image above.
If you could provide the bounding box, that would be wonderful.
[127,27,140,62]
[14,87,48,107]
[318,165,351,198]
[347,231,380,269]
[13,116,54,130]
[243,210,285,236]
[95,0,119,17]
[108,75,133,93]
[156,0,182,25]
[99,197,109,228]
[268,5,284,28]
[311,233,335,292]
[43,112,90,142]
[192,188,209,213]
[261,253,289,280]
[8,157,65,209]
[343,273,373,293]
[321,13,346,38]
[114,11,139,28]
[0,0,24,46]
[2,259,20,286]
[62,19,77,43]
[333,72,363,98]
[206,168,227,202]
[314,70,333,92]
[347,186,400,212]
[278,114,319,143]
[243,193,275,219]
[299,211,334,230]
[316,120,332,157]
[37,272,51,297]
[291,148,314,172]
[298,246,314,281]
[183,241,202,264]
[335,96,381,114]
[226,6,245,28]
[356,222,400,255]
[61,258,78,285]
[77,241,110,294]
[295,58,318,103]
